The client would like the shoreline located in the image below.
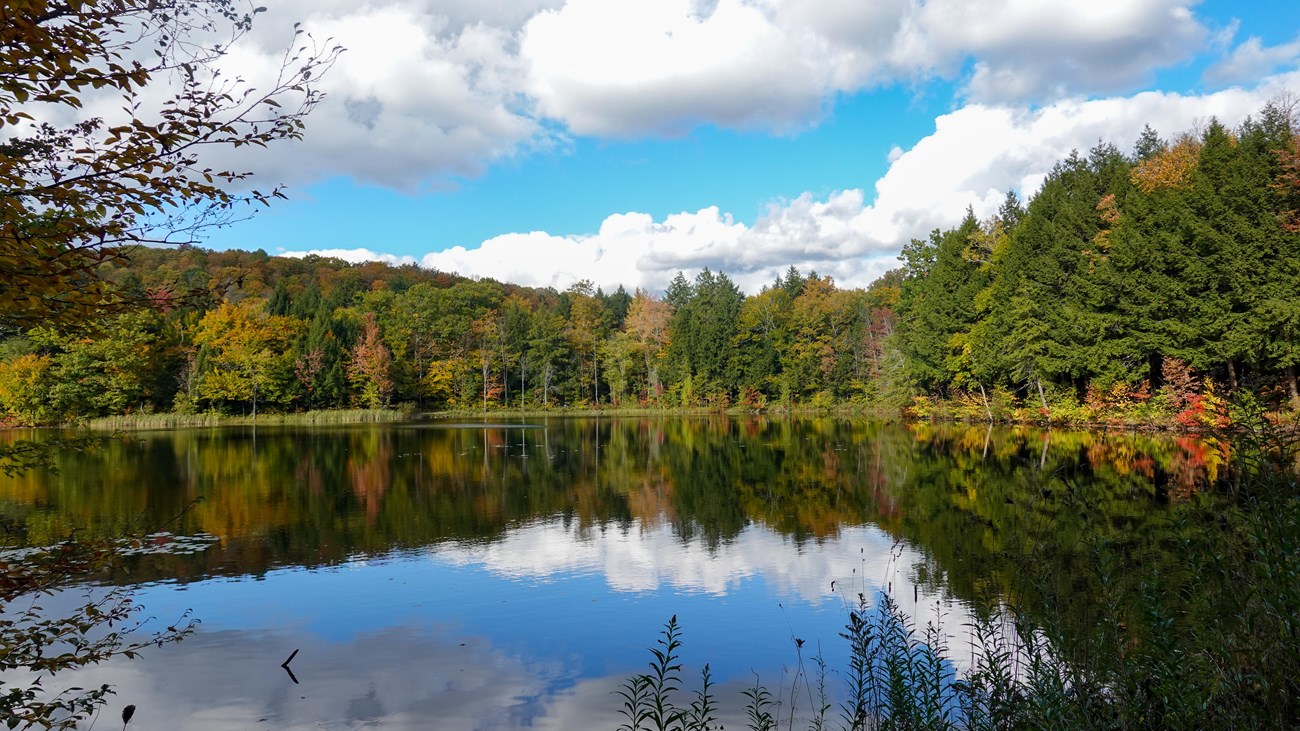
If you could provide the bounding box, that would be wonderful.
[79,408,411,431]
[48,402,1286,435]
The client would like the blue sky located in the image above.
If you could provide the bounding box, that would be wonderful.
[205,0,1300,293]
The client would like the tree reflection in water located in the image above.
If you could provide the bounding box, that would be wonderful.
[0,418,1237,728]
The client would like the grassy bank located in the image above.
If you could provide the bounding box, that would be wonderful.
[425,388,1293,433]
[64,398,1290,434]
[425,403,900,420]
[84,408,409,431]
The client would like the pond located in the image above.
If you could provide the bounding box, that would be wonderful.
[0,417,1227,729]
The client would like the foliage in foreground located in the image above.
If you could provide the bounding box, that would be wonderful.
[0,536,198,730]
[1,0,342,725]
[618,419,1300,730]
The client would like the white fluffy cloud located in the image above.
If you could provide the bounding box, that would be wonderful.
[520,0,829,136]
[1205,33,1300,85]
[905,0,1207,102]
[415,198,904,293]
[280,248,418,267]
[18,0,1240,193]
[393,73,1299,293]
[518,0,1210,137]
[198,0,1218,186]
[208,1,547,189]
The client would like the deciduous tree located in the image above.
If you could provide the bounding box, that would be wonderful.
[348,312,393,408]
[0,0,340,329]
[623,290,672,402]
[193,300,303,415]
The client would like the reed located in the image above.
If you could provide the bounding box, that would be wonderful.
[84,408,408,431]
[427,404,899,420]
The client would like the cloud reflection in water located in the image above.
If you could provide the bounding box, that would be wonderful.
[70,517,973,729]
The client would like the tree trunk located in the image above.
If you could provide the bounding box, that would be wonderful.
[978,382,993,423]
[1227,359,1238,392]
[1289,364,1300,410]
[414,335,424,409]
[1036,377,1048,412]
[644,351,652,403]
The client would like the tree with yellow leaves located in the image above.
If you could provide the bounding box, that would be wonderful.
[193,300,303,416]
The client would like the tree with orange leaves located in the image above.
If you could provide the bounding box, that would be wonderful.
[348,312,394,408]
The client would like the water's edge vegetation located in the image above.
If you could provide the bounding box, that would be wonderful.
[71,401,1248,434]
[57,391,1263,433]
[616,416,1300,730]
[84,407,410,430]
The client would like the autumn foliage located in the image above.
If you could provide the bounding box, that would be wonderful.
[0,0,340,329]
[1275,133,1300,232]
[349,312,394,408]
[1130,134,1202,193]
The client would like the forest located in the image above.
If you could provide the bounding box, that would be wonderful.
[1,101,1298,426]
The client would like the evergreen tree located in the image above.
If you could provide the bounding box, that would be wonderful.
[267,280,293,316]
[669,269,744,401]
[895,211,984,395]
[295,305,352,409]
[1133,124,1165,161]
[990,147,1132,392]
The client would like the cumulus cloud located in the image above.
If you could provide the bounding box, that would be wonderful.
[1205,34,1300,85]
[17,0,1239,193]
[415,199,903,293]
[908,0,1207,102]
[279,248,418,267]
[203,1,546,190]
[520,0,829,136]
[394,73,1300,293]
[191,0,1220,186]
[518,0,1210,137]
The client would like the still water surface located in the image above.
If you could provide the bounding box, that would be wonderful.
[0,417,1223,729]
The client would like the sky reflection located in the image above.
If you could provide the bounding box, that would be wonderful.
[68,517,969,730]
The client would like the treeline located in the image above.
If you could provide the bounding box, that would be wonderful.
[895,99,1300,421]
[0,242,897,420]
[0,102,1297,424]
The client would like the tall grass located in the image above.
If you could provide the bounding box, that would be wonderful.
[85,408,408,431]
[618,412,1300,730]
[426,403,898,420]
